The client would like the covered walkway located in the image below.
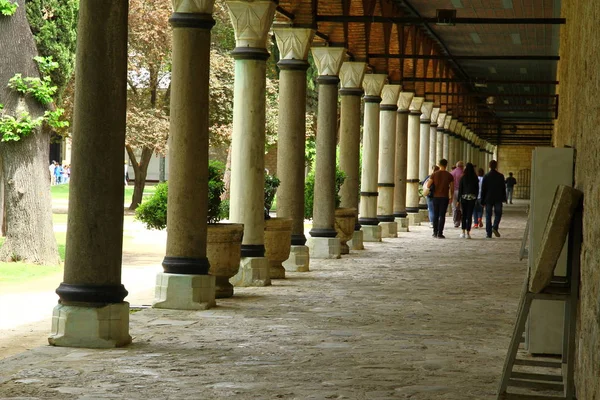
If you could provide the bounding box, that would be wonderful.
[0,204,529,399]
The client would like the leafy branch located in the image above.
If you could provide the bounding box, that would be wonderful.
[0,0,18,16]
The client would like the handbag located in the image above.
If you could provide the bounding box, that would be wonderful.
[423,178,434,198]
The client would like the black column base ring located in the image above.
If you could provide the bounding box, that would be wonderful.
[359,217,379,226]
[406,207,420,213]
[56,283,128,304]
[163,256,210,275]
[291,234,307,246]
[241,244,265,258]
[309,228,338,238]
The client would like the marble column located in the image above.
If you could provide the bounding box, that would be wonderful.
[376,84,401,238]
[429,107,440,171]
[274,28,314,273]
[153,1,217,310]
[436,113,446,165]
[338,62,366,251]
[453,121,463,165]
[228,0,277,286]
[359,74,387,242]
[406,96,424,226]
[49,0,131,348]
[393,91,413,232]
[308,46,345,259]
[418,101,433,221]
[442,115,452,161]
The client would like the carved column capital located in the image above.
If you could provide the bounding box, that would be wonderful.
[380,84,401,107]
[311,47,346,76]
[449,119,458,132]
[409,97,424,113]
[227,0,276,49]
[397,91,414,111]
[339,62,366,89]
[430,107,440,125]
[420,101,434,121]
[274,28,314,61]
[362,74,387,98]
[444,115,453,130]
[437,113,447,128]
[455,122,464,136]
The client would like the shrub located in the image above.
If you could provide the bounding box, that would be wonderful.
[135,160,226,229]
[304,167,346,220]
[264,172,280,216]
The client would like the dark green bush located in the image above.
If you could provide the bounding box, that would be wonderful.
[135,160,226,229]
[264,173,280,214]
[304,167,346,220]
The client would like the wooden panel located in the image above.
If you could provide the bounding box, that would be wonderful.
[529,185,583,293]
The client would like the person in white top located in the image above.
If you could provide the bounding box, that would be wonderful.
[49,161,56,185]
[472,167,485,229]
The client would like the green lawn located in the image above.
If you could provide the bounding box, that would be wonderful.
[0,262,62,284]
[51,184,157,203]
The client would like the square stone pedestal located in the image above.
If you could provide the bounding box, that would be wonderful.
[362,225,382,242]
[153,273,216,310]
[49,302,132,348]
[308,237,341,259]
[408,213,421,226]
[379,221,398,238]
[419,209,429,222]
[283,245,310,272]
[348,230,364,250]
[230,257,271,287]
[395,217,409,232]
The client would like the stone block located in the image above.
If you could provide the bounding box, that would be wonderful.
[153,273,216,310]
[362,225,382,242]
[230,257,271,287]
[282,245,310,272]
[395,217,409,232]
[49,302,132,349]
[408,213,421,226]
[308,237,341,259]
[379,221,398,238]
[419,209,429,222]
[348,230,365,250]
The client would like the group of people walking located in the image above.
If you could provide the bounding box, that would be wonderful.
[49,161,70,185]
[424,159,513,239]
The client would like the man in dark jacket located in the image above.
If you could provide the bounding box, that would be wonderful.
[481,160,506,239]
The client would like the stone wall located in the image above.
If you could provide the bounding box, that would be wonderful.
[555,2,600,398]
[497,145,537,199]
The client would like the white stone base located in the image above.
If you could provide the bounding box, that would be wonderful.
[153,273,216,310]
[230,257,271,287]
[362,225,382,242]
[379,221,398,238]
[308,237,341,259]
[419,209,429,222]
[283,245,310,272]
[395,217,409,232]
[49,302,132,348]
[349,230,364,250]
[408,213,421,226]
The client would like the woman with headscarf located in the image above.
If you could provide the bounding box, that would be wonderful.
[457,162,479,239]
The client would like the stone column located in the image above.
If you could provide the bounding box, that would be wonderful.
[393,91,413,232]
[406,96,424,226]
[227,0,277,286]
[153,1,217,310]
[418,101,433,221]
[359,74,387,242]
[429,107,440,170]
[454,121,464,165]
[49,0,131,348]
[338,62,366,251]
[436,113,446,165]
[461,126,468,162]
[308,46,346,259]
[442,115,452,161]
[377,84,401,238]
[274,28,314,273]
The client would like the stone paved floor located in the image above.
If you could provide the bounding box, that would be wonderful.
[0,202,533,399]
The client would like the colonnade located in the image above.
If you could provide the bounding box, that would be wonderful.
[48,0,497,348]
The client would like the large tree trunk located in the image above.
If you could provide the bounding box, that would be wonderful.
[126,145,153,210]
[0,0,60,265]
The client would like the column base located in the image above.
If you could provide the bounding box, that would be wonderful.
[270,264,286,280]
[230,257,271,287]
[395,217,409,232]
[49,302,132,349]
[153,273,216,310]
[308,237,341,259]
[419,209,429,222]
[348,230,365,251]
[362,225,382,242]
[283,245,310,272]
[408,213,421,226]
[379,221,398,238]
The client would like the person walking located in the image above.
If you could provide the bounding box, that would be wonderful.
[426,159,454,239]
[54,163,63,185]
[49,161,56,185]
[423,165,439,228]
[505,172,517,204]
[481,160,506,239]
[472,167,485,229]
[457,163,479,239]
[451,161,464,228]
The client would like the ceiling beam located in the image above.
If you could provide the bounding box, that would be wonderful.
[399,77,559,85]
[315,15,566,25]
[426,92,558,98]
[369,54,559,61]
